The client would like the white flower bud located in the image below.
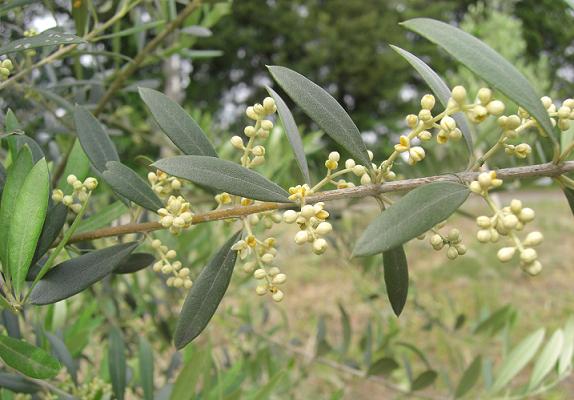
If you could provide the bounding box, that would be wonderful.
[345,159,356,169]
[315,222,333,236]
[497,247,516,262]
[449,86,466,105]
[184,280,193,289]
[430,234,443,247]
[455,244,467,255]
[524,231,543,246]
[179,268,190,277]
[409,146,425,162]
[84,177,98,190]
[246,106,258,120]
[171,179,182,190]
[476,216,491,228]
[510,199,522,214]
[352,165,367,176]
[558,106,571,119]
[244,126,256,137]
[328,151,340,162]
[254,269,267,279]
[520,248,538,264]
[487,100,505,115]
[524,260,542,276]
[250,156,265,166]
[518,208,535,223]
[360,174,372,185]
[62,195,74,206]
[420,94,436,110]
[447,228,461,242]
[313,238,328,254]
[447,246,458,260]
[243,261,256,273]
[166,250,177,259]
[477,88,492,104]
[261,253,274,264]
[283,210,298,223]
[162,265,172,274]
[67,174,78,185]
[272,290,284,302]
[230,136,244,149]
[272,273,287,285]
[300,205,315,219]
[255,285,268,295]
[51,189,64,203]
[418,130,432,141]
[440,116,456,131]
[263,97,276,112]
[260,120,274,131]
[252,145,265,156]
[294,230,309,245]
[469,181,482,194]
[406,114,418,128]
[478,172,492,188]
[502,214,519,230]
[476,229,491,243]
[173,278,183,288]
[254,103,265,116]
[153,261,163,272]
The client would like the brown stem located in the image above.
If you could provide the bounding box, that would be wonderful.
[93,0,202,116]
[65,161,574,245]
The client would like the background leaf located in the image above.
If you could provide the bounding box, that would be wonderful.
[103,161,163,211]
[563,187,574,217]
[154,156,291,203]
[411,370,438,391]
[45,332,77,385]
[529,330,564,389]
[353,182,469,256]
[108,327,127,400]
[32,203,68,266]
[0,28,85,55]
[400,18,555,142]
[174,231,241,349]
[367,357,399,377]
[29,242,139,305]
[0,335,60,379]
[383,246,409,316]
[390,45,473,153]
[73,105,120,174]
[7,158,50,295]
[139,87,218,157]
[266,86,310,184]
[268,65,372,168]
[491,328,545,393]
[114,253,155,274]
[0,372,40,394]
[455,356,482,398]
[139,337,154,400]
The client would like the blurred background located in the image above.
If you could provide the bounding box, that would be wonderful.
[1,0,574,398]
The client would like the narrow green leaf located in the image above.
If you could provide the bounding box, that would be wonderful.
[529,330,564,389]
[411,370,438,391]
[0,146,33,265]
[0,162,5,198]
[383,246,409,316]
[103,161,163,211]
[45,332,77,385]
[268,66,372,168]
[32,204,68,265]
[265,86,310,184]
[559,316,574,375]
[250,370,285,400]
[73,105,119,174]
[491,328,545,393]
[71,0,88,36]
[12,136,44,163]
[174,231,241,349]
[57,139,91,192]
[138,337,154,400]
[473,305,515,336]
[153,156,291,203]
[0,28,85,55]
[139,88,217,157]
[29,242,139,305]
[0,335,60,379]
[400,18,555,142]
[0,0,36,17]
[563,187,574,217]
[108,327,127,400]
[114,253,155,274]
[75,201,127,234]
[367,357,399,376]
[170,347,210,400]
[353,182,469,256]
[337,302,351,356]
[8,158,50,294]
[97,21,165,40]
[390,45,473,153]
[0,372,41,394]
[455,356,482,399]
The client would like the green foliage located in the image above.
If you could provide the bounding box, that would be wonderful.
[0,28,84,55]
[0,335,60,379]
[103,161,163,211]
[382,246,409,316]
[153,155,291,203]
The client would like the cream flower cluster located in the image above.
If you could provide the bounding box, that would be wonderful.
[0,59,13,81]
[429,226,467,260]
[230,97,277,168]
[157,195,193,235]
[150,239,192,288]
[232,235,286,302]
[283,202,332,255]
[148,170,182,197]
[471,172,543,275]
[52,175,98,213]
[543,97,574,132]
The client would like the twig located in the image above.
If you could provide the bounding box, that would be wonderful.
[64,161,574,244]
[93,0,203,116]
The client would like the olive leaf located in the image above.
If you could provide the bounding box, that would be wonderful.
[153,156,291,203]
[75,201,128,234]
[32,203,68,266]
[367,357,399,377]
[563,187,574,217]
[0,372,41,394]
[114,253,155,274]
[390,45,473,154]
[400,18,556,143]
[57,139,91,192]
[108,327,127,400]
[353,182,470,256]
[139,87,218,157]
[455,356,482,399]
[491,328,545,393]
[103,161,163,211]
[174,231,242,349]
[265,86,310,184]
[411,370,438,391]
[138,337,155,400]
[0,146,33,265]
[0,28,84,54]
[528,329,564,390]
[73,105,120,174]
[0,335,61,379]
[29,242,139,305]
[7,158,50,295]
[45,332,77,385]
[268,65,372,168]
[0,162,5,198]
[383,246,409,316]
